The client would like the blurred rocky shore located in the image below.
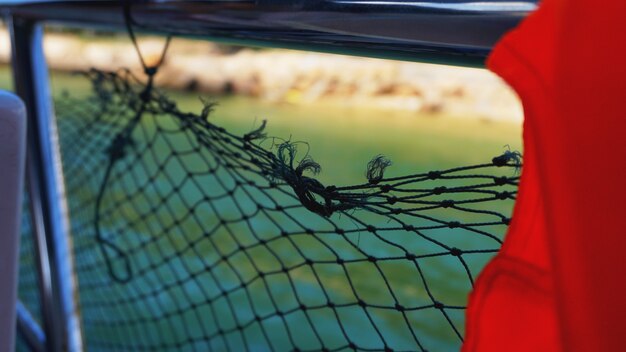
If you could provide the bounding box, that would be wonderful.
[0,29,522,122]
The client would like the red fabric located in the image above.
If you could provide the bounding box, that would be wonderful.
[463,0,626,351]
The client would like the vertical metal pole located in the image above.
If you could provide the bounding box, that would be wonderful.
[9,17,84,352]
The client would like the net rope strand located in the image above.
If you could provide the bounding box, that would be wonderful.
[55,66,521,351]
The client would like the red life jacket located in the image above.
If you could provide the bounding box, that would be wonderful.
[463,0,626,350]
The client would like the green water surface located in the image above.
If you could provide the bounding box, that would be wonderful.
[5,65,523,352]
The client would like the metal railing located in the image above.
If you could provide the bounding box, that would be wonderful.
[0,1,536,351]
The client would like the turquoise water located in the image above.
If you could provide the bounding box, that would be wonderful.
[8,66,522,351]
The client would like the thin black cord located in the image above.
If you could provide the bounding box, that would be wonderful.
[95,1,173,283]
[122,0,172,76]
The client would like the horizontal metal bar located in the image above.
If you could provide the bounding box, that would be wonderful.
[0,0,536,66]
[16,301,46,352]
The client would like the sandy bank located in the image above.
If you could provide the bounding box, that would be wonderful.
[0,28,521,122]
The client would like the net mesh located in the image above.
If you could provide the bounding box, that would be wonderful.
[17,197,42,327]
[15,332,34,352]
[48,68,520,351]
[16,195,43,352]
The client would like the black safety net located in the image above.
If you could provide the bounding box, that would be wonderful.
[50,66,520,351]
